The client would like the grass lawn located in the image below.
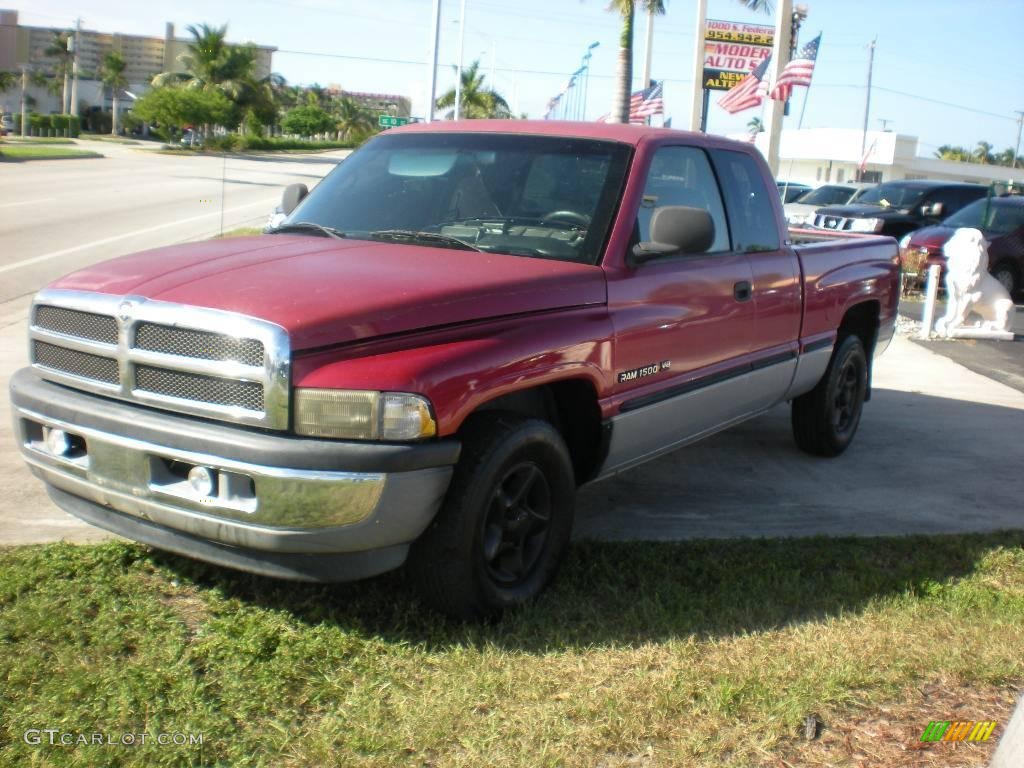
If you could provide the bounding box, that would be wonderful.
[1,534,1021,767]
[216,227,264,238]
[1,136,76,144]
[0,145,102,161]
[77,135,142,145]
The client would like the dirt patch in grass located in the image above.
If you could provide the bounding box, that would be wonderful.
[777,679,1018,767]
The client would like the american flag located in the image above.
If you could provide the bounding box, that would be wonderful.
[770,34,821,102]
[597,80,664,124]
[717,56,771,114]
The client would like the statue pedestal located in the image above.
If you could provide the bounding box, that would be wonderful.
[946,327,1014,341]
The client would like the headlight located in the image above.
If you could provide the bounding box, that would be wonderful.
[849,217,883,233]
[294,389,437,440]
[898,234,912,249]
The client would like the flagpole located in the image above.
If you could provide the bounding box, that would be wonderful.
[858,37,877,181]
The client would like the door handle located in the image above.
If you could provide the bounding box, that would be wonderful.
[733,281,753,302]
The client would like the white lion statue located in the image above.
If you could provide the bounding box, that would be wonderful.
[934,227,1014,338]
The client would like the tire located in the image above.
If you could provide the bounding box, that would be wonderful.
[406,413,575,619]
[991,262,1018,296]
[791,334,868,457]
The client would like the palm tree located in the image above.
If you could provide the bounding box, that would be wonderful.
[0,71,16,92]
[153,23,263,133]
[606,1,665,124]
[99,51,128,135]
[436,60,510,119]
[974,141,994,165]
[44,30,73,113]
[996,147,1017,167]
[335,96,374,140]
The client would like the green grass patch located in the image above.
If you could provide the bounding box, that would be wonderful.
[77,134,142,145]
[0,145,102,161]
[216,227,264,238]
[1,136,76,144]
[2,533,1022,767]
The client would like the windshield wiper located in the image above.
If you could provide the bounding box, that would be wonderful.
[269,221,347,240]
[368,229,483,252]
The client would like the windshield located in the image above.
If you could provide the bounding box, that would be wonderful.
[282,132,632,264]
[943,198,1024,234]
[856,183,927,209]
[793,185,858,206]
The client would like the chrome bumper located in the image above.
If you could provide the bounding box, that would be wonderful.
[10,368,457,573]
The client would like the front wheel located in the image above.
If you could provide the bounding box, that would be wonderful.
[791,335,868,457]
[406,413,575,619]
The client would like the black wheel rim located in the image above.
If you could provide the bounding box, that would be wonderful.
[482,461,552,586]
[832,356,863,435]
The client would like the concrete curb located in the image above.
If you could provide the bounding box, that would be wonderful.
[991,695,1024,767]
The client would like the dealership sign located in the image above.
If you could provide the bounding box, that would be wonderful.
[702,19,774,91]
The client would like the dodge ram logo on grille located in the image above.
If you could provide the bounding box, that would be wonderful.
[117,301,134,323]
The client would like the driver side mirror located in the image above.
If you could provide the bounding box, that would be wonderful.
[921,201,944,218]
[630,206,715,265]
[281,183,309,216]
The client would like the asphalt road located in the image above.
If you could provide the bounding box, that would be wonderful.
[0,140,346,304]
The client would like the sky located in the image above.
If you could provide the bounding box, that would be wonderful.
[15,0,1024,158]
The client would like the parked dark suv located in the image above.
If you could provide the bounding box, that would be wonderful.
[809,180,988,239]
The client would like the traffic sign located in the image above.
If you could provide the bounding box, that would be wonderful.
[379,115,410,128]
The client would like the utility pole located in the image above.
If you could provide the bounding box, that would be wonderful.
[640,6,655,125]
[454,0,466,120]
[20,65,27,137]
[858,37,876,181]
[1014,111,1024,169]
[688,0,708,131]
[70,17,81,118]
[762,0,795,176]
[63,33,71,114]
[425,0,441,122]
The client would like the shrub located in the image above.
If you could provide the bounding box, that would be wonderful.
[280,105,336,138]
[236,135,362,151]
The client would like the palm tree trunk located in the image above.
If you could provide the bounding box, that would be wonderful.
[62,72,70,114]
[111,93,118,135]
[611,5,634,124]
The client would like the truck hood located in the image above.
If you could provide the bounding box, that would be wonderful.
[49,235,607,351]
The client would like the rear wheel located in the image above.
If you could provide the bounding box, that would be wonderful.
[406,413,575,619]
[792,335,868,457]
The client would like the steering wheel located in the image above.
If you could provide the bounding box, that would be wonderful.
[541,210,591,228]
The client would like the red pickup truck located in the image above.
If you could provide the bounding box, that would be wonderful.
[11,121,899,617]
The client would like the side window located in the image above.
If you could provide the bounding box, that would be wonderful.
[925,188,961,216]
[636,146,730,253]
[709,149,781,252]
[954,187,987,212]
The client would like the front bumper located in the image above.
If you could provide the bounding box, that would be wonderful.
[10,368,459,581]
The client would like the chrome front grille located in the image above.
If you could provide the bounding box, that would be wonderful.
[811,214,852,231]
[33,340,121,385]
[135,323,265,367]
[35,305,118,344]
[29,290,290,429]
[135,366,265,412]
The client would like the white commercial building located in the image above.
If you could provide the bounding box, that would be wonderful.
[735,128,1024,188]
